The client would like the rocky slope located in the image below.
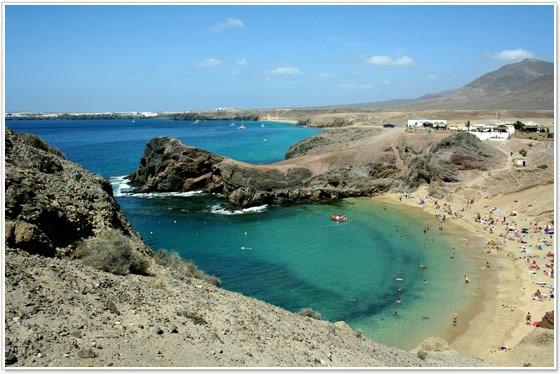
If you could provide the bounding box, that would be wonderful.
[128,129,507,208]
[4,127,490,368]
[4,128,150,258]
[4,248,489,368]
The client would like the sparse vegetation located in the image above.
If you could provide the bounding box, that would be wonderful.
[528,143,533,147]
[297,308,322,320]
[519,149,527,157]
[177,310,207,325]
[19,132,66,159]
[154,249,221,286]
[147,276,168,292]
[538,164,548,169]
[75,229,150,276]
[417,350,427,360]
[355,328,363,338]
[548,133,554,139]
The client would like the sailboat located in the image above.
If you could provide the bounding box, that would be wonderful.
[238,115,245,130]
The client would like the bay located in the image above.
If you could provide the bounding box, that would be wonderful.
[7,118,480,350]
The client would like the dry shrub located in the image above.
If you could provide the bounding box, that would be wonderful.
[297,308,322,320]
[154,249,221,286]
[75,229,150,276]
[20,132,66,159]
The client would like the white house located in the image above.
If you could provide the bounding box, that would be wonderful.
[407,119,447,128]
[468,123,515,141]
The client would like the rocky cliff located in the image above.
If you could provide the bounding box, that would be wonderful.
[128,139,398,208]
[4,128,150,258]
[129,129,507,208]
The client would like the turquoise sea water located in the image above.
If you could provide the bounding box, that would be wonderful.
[7,119,480,350]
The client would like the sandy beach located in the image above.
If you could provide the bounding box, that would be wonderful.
[376,179,555,367]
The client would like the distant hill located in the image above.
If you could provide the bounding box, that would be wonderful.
[344,58,554,110]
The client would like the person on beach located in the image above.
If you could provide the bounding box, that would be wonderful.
[526,312,532,325]
[393,311,398,317]
[453,314,457,326]
[464,275,469,285]
[396,298,402,305]
[398,287,402,293]
[424,279,428,285]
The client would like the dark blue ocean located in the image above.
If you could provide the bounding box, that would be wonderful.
[7,118,480,349]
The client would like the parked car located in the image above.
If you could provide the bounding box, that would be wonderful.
[383,123,395,128]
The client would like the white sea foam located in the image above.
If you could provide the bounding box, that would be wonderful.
[209,204,269,215]
[127,191,205,199]
[109,175,205,198]
[109,175,133,197]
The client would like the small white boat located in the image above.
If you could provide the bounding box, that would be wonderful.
[131,120,135,123]
[263,139,268,142]
[261,123,265,128]
[238,125,246,130]
[194,119,200,124]
[229,122,236,126]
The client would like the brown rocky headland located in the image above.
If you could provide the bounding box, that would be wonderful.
[128,128,507,209]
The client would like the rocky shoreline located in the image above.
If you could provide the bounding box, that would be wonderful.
[128,128,506,209]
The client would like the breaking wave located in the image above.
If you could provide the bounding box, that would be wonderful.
[109,175,133,197]
[208,204,269,215]
[109,175,204,198]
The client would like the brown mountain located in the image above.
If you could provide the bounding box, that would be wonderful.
[346,58,554,110]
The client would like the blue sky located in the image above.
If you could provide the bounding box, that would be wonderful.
[5,4,555,112]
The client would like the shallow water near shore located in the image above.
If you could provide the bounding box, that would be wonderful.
[8,119,481,350]
[119,194,480,350]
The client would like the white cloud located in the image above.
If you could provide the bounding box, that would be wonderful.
[195,58,222,68]
[367,55,416,66]
[367,55,394,65]
[184,58,222,70]
[236,58,248,66]
[491,48,535,61]
[264,66,302,75]
[317,72,335,78]
[211,17,245,32]
[394,56,416,66]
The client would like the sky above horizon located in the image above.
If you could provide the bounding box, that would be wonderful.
[5,4,555,112]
